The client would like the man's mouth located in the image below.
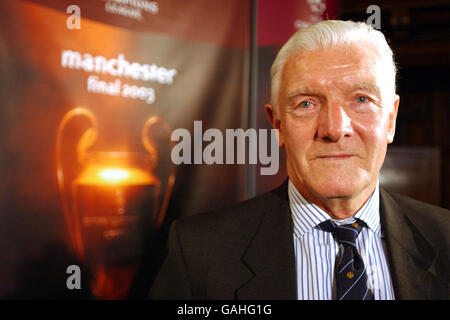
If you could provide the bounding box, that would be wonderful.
[316,154,356,159]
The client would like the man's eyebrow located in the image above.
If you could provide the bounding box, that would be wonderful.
[286,87,319,101]
[348,83,381,97]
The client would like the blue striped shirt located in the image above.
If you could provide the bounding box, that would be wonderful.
[288,180,395,300]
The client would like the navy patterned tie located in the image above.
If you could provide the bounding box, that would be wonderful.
[317,219,374,300]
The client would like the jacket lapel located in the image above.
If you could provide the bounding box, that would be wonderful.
[236,181,297,299]
[379,188,442,299]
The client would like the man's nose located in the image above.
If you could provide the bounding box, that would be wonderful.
[317,102,353,142]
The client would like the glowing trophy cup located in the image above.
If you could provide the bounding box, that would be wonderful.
[56,107,175,299]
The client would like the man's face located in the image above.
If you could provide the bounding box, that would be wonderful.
[267,44,399,203]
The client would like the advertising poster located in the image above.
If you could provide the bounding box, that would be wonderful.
[0,0,251,298]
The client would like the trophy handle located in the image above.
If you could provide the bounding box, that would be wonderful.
[56,107,98,257]
[142,116,176,228]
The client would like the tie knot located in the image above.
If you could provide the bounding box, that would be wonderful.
[317,219,364,247]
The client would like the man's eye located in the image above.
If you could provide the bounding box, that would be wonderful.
[299,100,313,108]
[356,96,369,103]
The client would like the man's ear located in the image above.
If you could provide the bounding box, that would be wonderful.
[265,103,284,147]
[387,94,400,144]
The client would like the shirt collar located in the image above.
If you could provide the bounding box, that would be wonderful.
[288,179,381,238]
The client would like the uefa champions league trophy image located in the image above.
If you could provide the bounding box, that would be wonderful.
[56,107,175,299]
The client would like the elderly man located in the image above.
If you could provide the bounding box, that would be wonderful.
[151,20,449,300]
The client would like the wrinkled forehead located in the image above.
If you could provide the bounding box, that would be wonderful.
[281,44,392,94]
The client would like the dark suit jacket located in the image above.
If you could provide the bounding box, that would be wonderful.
[151,181,449,299]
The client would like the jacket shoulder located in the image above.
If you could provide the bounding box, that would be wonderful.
[386,191,450,248]
[175,187,283,239]
[156,186,288,299]
[177,183,287,233]
[388,192,449,223]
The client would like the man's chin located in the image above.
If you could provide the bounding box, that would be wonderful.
[307,178,366,200]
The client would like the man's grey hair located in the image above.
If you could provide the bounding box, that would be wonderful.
[270,20,397,114]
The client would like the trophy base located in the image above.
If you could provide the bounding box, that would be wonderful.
[90,262,140,300]
[73,183,157,266]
